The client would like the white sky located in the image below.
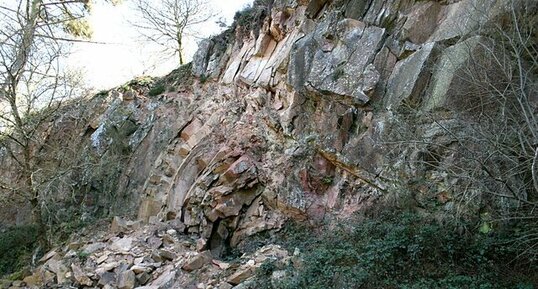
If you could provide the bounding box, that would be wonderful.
[67,0,253,90]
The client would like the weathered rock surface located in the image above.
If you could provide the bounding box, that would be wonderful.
[384,42,436,109]
[20,220,291,289]
[2,0,531,287]
[128,0,530,262]
[182,251,212,271]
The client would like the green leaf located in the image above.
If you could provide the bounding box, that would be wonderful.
[479,222,492,234]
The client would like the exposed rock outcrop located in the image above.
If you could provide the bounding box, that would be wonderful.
[2,0,536,286]
[129,0,532,258]
[2,218,291,289]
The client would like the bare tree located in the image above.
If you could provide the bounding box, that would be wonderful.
[131,0,218,65]
[383,0,538,261]
[0,0,114,245]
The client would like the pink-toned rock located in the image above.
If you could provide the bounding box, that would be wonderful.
[138,198,162,223]
[177,144,192,157]
[212,260,231,270]
[71,264,93,286]
[401,2,442,43]
[38,249,58,264]
[227,267,255,285]
[118,270,136,289]
[222,155,254,183]
[180,118,203,142]
[182,251,212,272]
[196,238,207,252]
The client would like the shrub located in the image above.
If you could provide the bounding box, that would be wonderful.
[157,62,194,91]
[254,211,537,288]
[232,0,271,39]
[148,83,166,96]
[382,0,538,265]
[0,225,39,276]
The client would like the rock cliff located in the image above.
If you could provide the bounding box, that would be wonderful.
[1,0,537,287]
[133,0,537,255]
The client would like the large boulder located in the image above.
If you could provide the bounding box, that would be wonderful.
[384,42,437,109]
[288,16,385,105]
[429,0,509,42]
[423,36,486,111]
[192,35,232,80]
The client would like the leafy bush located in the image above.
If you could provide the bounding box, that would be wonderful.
[0,225,39,276]
[254,211,537,289]
[148,83,166,96]
[154,62,194,91]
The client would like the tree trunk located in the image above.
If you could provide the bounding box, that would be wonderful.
[10,0,49,248]
[25,144,48,248]
[177,32,184,65]
[11,0,41,80]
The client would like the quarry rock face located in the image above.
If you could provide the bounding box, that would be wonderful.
[130,0,521,260]
[1,0,533,287]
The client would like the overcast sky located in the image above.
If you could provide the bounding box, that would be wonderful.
[67,0,253,90]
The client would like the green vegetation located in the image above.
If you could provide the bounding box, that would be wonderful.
[232,0,271,39]
[200,75,209,84]
[254,210,537,289]
[148,83,166,96]
[149,62,194,93]
[331,67,345,81]
[164,62,193,84]
[119,75,155,93]
[116,62,194,96]
[76,250,90,262]
[0,225,39,276]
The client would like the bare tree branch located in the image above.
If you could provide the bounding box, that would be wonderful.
[130,0,218,65]
[0,0,113,245]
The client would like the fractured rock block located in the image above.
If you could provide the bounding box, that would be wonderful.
[110,237,134,252]
[253,33,273,57]
[158,249,177,261]
[384,42,436,109]
[111,216,142,233]
[136,272,151,285]
[118,270,136,289]
[182,251,213,272]
[289,16,385,105]
[97,271,116,287]
[148,175,161,185]
[401,2,442,43]
[148,265,176,289]
[222,155,255,183]
[227,267,255,285]
[138,198,162,223]
[81,242,105,255]
[180,118,203,142]
[423,36,487,111]
[305,0,328,18]
[71,264,93,287]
